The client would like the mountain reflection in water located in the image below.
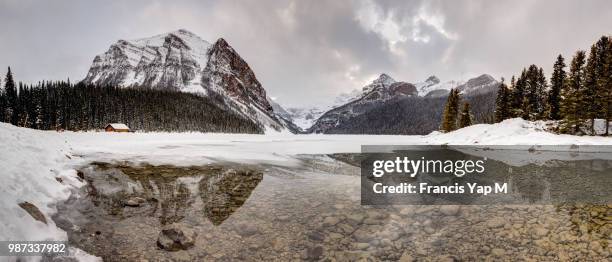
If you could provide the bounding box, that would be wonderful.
[199,168,264,225]
[51,155,610,261]
[76,163,263,226]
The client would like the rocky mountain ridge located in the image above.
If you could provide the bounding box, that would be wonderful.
[81,29,500,135]
[82,29,288,132]
[307,73,499,134]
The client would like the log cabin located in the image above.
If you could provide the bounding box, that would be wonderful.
[105,123,130,132]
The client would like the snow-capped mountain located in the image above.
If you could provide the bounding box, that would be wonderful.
[285,107,328,130]
[83,29,211,92]
[82,29,290,133]
[455,74,499,96]
[413,74,498,98]
[357,74,417,102]
[414,75,462,97]
[308,74,417,133]
[307,73,499,134]
[286,87,367,130]
[287,74,421,131]
[285,88,368,130]
[267,98,302,133]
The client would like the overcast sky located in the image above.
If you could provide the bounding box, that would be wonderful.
[1,0,611,107]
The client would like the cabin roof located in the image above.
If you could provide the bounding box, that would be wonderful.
[106,123,130,130]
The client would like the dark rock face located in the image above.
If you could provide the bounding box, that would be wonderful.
[389,82,417,96]
[202,38,273,114]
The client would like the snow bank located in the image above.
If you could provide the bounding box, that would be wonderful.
[425,118,612,145]
[0,123,71,241]
[0,123,99,261]
[1,118,612,260]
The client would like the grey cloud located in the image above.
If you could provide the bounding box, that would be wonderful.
[1,0,611,107]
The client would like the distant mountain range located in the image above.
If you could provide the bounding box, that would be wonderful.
[82,29,290,133]
[281,73,499,134]
[82,29,500,135]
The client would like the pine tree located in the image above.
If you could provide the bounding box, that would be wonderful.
[583,44,602,134]
[0,76,4,123]
[507,76,515,116]
[520,96,530,119]
[459,102,473,128]
[536,67,547,119]
[17,83,29,127]
[522,65,546,120]
[4,67,18,125]
[599,37,612,135]
[560,51,586,134]
[511,70,527,118]
[548,55,566,120]
[494,78,510,122]
[441,89,460,132]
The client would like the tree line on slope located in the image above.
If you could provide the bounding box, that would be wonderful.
[494,35,612,135]
[324,91,495,135]
[0,69,263,133]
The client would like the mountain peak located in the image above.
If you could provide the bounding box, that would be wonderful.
[372,73,396,85]
[128,29,211,52]
[425,75,440,84]
[83,30,289,132]
[212,37,231,49]
[175,28,196,36]
[474,74,495,82]
[456,74,499,94]
[464,74,496,87]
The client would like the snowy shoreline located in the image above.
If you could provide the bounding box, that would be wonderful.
[2,118,612,261]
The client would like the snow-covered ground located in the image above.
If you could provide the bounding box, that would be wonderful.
[1,118,612,261]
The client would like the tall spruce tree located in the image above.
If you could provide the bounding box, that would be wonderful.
[0,76,4,123]
[560,51,586,134]
[536,67,547,119]
[599,37,612,135]
[548,55,566,120]
[511,69,527,118]
[507,76,515,116]
[4,67,17,125]
[459,102,473,128]
[494,78,510,122]
[441,89,460,132]
[583,44,602,134]
[523,65,546,120]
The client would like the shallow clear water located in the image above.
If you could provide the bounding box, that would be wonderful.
[53,156,610,261]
